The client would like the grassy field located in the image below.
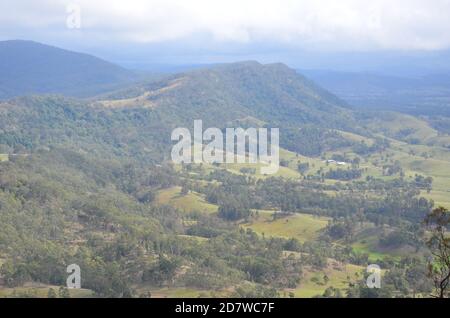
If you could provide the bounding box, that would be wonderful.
[155,186,218,214]
[388,144,450,209]
[337,130,375,145]
[421,190,450,209]
[365,112,438,142]
[291,262,364,298]
[143,287,229,298]
[0,154,8,162]
[98,91,155,109]
[177,234,209,242]
[0,285,93,298]
[242,211,330,243]
[350,225,415,262]
[149,287,207,298]
[351,241,401,262]
[98,78,185,109]
[223,162,301,179]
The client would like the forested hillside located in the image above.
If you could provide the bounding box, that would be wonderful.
[0,61,449,298]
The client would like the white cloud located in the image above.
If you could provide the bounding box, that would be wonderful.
[1,0,450,50]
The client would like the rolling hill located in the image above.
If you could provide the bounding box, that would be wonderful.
[98,61,354,130]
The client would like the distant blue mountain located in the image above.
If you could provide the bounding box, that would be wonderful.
[0,40,137,99]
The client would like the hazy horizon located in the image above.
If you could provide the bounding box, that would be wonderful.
[2,0,450,75]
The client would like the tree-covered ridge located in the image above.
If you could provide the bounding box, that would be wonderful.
[97,61,355,129]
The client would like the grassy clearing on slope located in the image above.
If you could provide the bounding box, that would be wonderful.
[350,227,412,262]
[291,262,364,298]
[155,186,218,214]
[223,162,301,179]
[420,190,450,209]
[177,234,209,242]
[242,210,329,243]
[400,156,450,209]
[98,92,155,109]
[363,139,450,209]
[337,130,375,146]
[351,242,400,263]
[0,154,8,162]
[366,112,438,142]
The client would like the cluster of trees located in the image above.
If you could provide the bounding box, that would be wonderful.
[352,138,390,156]
[218,200,251,221]
[324,168,363,181]
[281,127,353,157]
[382,161,403,176]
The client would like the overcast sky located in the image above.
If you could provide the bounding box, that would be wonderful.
[1,0,450,71]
